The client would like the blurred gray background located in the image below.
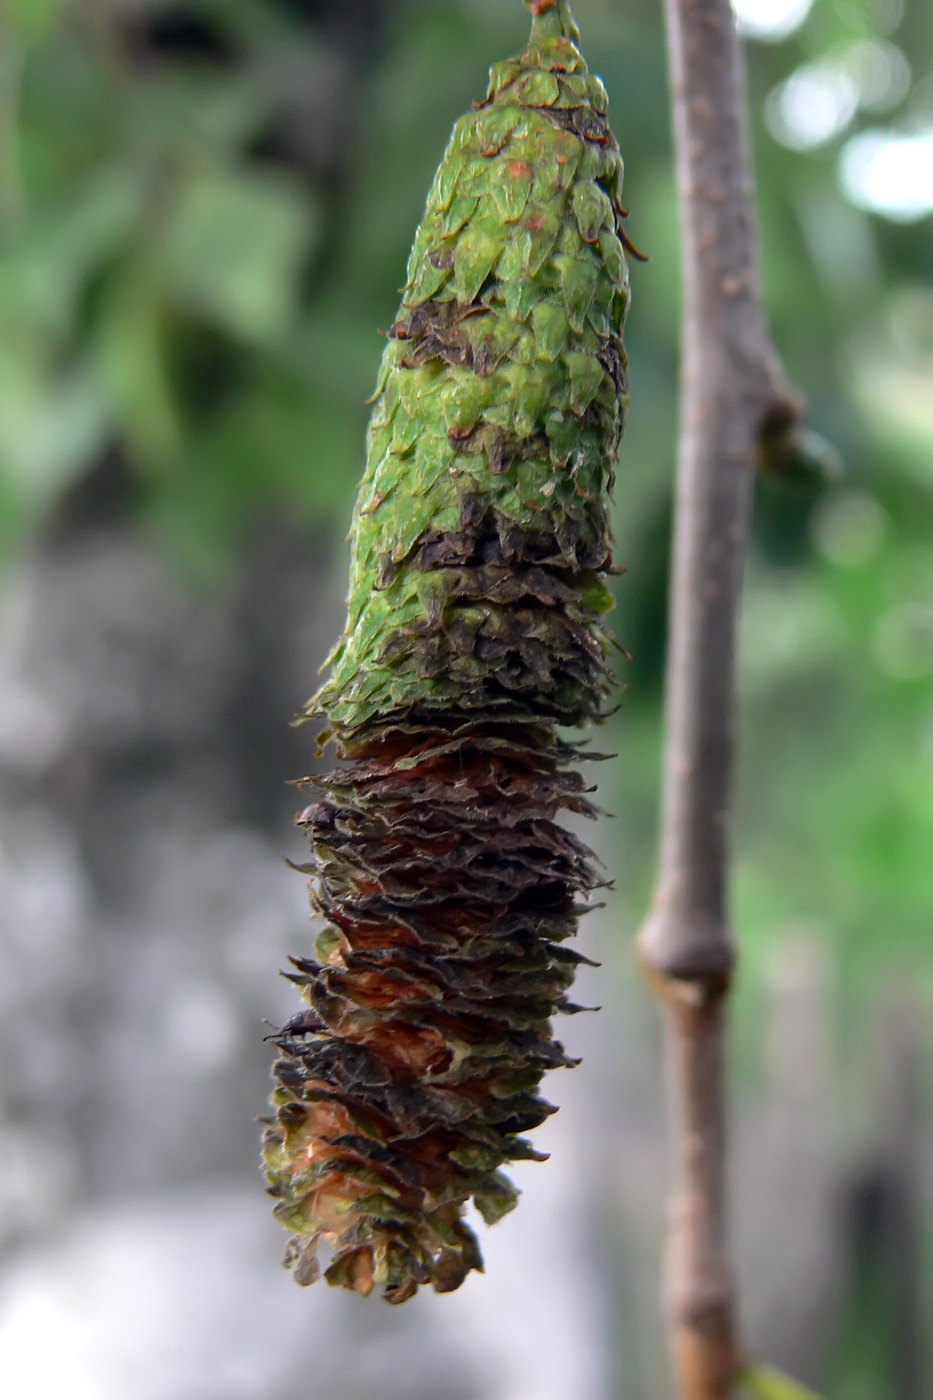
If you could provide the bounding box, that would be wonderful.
[0,0,931,1396]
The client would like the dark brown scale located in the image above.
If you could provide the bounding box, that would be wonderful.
[263,718,605,1299]
[263,5,630,1303]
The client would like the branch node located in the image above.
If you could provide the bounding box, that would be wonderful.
[638,911,735,1008]
[756,390,843,489]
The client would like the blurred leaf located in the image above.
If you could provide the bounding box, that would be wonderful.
[742,1363,825,1400]
[132,70,272,155]
[159,171,319,345]
[145,380,359,580]
[7,0,64,41]
[0,168,139,338]
[0,344,107,494]
[93,267,181,469]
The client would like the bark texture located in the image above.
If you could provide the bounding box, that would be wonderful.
[638,0,802,1393]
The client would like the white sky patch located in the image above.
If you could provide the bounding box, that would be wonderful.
[767,42,912,152]
[840,126,933,221]
[846,40,911,113]
[767,63,860,149]
[161,980,240,1074]
[733,0,814,42]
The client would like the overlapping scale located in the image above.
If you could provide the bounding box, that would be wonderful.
[263,0,631,1303]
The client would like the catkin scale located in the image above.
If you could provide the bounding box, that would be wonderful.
[262,0,630,1304]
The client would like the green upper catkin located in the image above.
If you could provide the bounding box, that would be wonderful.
[309,0,629,741]
[263,0,631,1304]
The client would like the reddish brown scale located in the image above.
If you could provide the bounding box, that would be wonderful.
[263,719,604,1300]
[262,0,632,1304]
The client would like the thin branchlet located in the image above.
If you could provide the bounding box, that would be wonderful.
[639,0,803,1391]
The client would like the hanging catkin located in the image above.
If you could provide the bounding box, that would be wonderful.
[262,0,631,1304]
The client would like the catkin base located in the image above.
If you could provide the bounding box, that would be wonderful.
[263,716,604,1301]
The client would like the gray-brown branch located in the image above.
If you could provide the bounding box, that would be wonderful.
[638,0,802,1396]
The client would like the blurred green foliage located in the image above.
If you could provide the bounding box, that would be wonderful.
[1,0,931,1390]
[1,0,931,1011]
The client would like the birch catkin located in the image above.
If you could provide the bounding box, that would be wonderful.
[262,0,631,1304]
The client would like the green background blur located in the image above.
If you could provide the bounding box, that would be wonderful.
[0,0,931,1390]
